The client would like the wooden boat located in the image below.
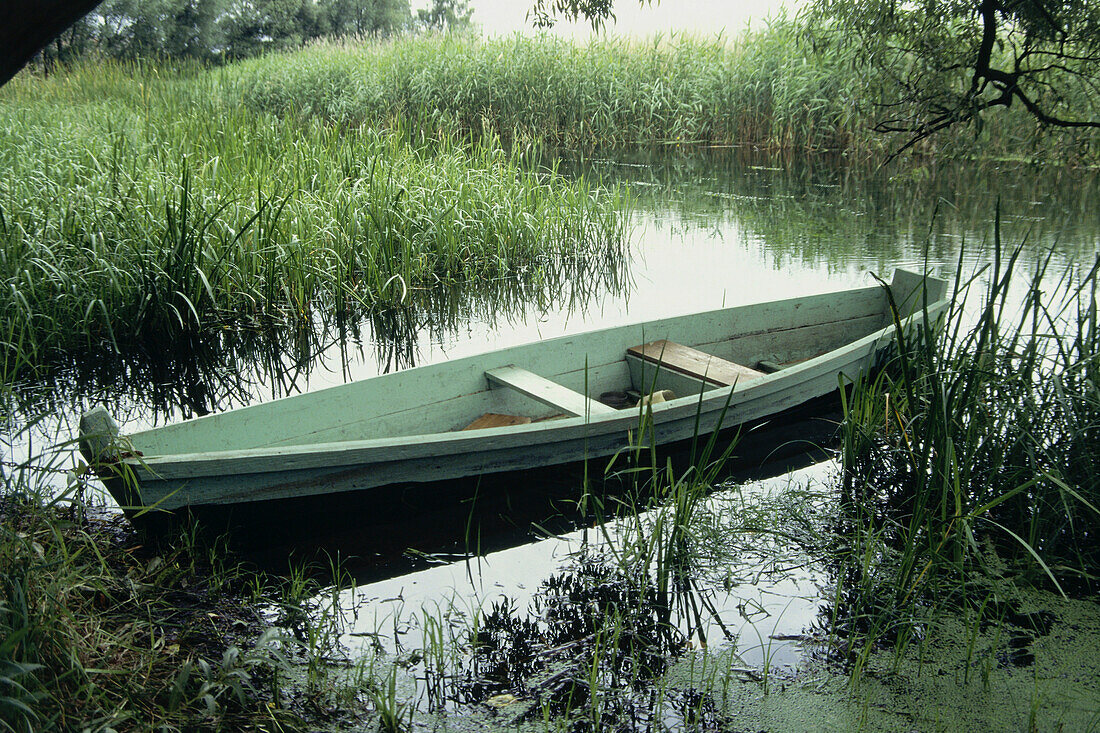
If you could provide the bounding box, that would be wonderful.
[80,269,949,516]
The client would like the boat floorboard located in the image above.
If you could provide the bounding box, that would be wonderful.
[462,413,533,431]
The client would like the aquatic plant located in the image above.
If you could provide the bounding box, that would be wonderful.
[828,238,1100,661]
[0,61,628,383]
[456,554,687,730]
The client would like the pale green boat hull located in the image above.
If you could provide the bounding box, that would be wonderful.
[80,270,949,514]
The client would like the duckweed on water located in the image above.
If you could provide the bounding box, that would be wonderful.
[663,590,1100,731]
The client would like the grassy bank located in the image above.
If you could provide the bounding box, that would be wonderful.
[0,388,374,731]
[0,62,627,382]
[0,474,291,731]
[232,28,872,153]
[231,26,1097,161]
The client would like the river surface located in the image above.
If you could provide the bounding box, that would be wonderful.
[9,151,1100,689]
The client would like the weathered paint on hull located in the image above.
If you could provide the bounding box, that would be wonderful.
[84,270,949,513]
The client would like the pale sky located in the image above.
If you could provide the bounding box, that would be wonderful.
[421,0,797,38]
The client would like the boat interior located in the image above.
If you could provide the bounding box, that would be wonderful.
[125,282,905,457]
[461,339,774,431]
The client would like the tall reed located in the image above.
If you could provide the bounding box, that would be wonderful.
[233,24,874,153]
[230,23,1097,160]
[0,62,628,381]
[831,240,1100,657]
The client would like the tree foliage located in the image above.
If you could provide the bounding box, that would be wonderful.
[804,0,1100,155]
[26,0,474,69]
[528,0,652,29]
[93,0,224,59]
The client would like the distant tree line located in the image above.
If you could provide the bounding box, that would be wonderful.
[33,0,473,68]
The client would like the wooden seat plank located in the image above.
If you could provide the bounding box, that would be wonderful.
[627,340,764,387]
[485,366,618,417]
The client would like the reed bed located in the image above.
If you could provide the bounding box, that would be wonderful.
[830,245,1100,662]
[0,62,627,381]
[233,25,870,153]
[231,24,1097,160]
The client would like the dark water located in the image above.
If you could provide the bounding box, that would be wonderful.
[7,152,1100,678]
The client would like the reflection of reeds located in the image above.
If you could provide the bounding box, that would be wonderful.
[0,63,628,388]
[568,148,1100,268]
[828,238,1100,663]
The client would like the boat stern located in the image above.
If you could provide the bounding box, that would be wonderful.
[78,406,146,514]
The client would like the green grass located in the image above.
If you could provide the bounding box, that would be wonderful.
[0,61,628,381]
[0,489,282,729]
[830,242,1100,660]
[0,390,371,730]
[229,24,1098,161]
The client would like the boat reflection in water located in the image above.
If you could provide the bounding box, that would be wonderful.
[180,391,846,582]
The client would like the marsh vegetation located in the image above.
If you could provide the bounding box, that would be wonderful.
[235,27,1097,160]
[0,61,627,386]
[2,13,1099,732]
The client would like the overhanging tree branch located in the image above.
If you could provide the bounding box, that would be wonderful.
[806,0,1100,158]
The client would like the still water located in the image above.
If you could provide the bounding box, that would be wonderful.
[12,151,1100,682]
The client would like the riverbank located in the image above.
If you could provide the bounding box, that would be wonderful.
[0,493,291,730]
[5,463,1096,731]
